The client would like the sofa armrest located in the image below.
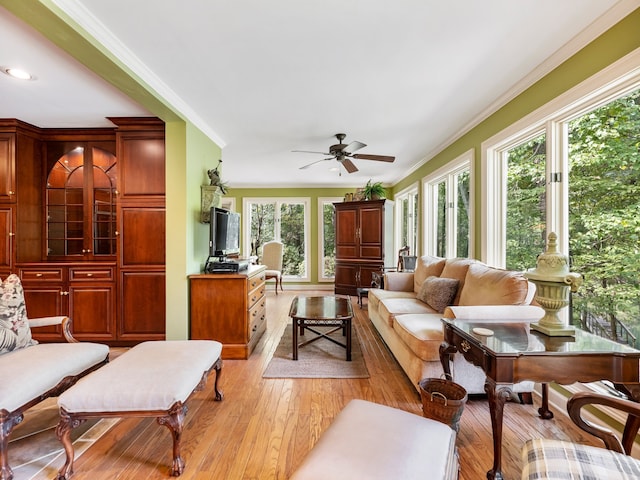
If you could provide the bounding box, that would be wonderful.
[383,272,414,292]
[28,316,78,343]
[442,305,544,321]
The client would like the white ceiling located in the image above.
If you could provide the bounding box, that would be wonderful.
[0,1,635,188]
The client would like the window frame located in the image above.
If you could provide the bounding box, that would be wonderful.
[242,197,311,282]
[481,48,640,267]
[317,197,342,282]
[422,149,474,258]
[394,183,419,257]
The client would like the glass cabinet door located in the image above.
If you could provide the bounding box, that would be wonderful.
[46,146,117,259]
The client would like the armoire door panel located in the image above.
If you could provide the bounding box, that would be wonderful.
[119,137,165,197]
[119,271,166,338]
[120,208,166,266]
[69,285,114,338]
[0,207,14,271]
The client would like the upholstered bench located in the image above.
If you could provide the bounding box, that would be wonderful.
[290,399,458,480]
[55,340,223,479]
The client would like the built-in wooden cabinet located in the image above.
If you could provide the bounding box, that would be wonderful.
[113,118,166,342]
[334,199,394,296]
[18,264,115,342]
[0,207,14,277]
[0,117,166,345]
[189,265,267,359]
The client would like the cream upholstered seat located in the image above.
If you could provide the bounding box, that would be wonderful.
[261,240,283,294]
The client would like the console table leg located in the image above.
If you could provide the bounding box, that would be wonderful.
[538,383,554,419]
[292,320,299,360]
[485,379,511,480]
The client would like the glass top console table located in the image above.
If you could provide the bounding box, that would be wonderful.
[439,318,640,480]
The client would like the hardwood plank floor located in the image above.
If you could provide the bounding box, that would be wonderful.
[57,290,606,480]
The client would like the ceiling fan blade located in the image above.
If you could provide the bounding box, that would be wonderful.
[352,153,395,162]
[299,157,333,169]
[342,141,366,154]
[292,149,332,155]
[340,158,359,173]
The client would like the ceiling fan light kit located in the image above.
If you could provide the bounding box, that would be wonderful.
[294,133,395,174]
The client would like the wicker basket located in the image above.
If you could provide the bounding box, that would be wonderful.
[418,377,468,432]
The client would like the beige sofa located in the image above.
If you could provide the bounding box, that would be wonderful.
[368,255,544,394]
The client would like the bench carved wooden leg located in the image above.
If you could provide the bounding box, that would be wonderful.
[213,357,224,401]
[56,409,86,480]
[157,402,188,476]
[0,412,23,480]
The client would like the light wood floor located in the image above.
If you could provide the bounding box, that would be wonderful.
[57,290,604,480]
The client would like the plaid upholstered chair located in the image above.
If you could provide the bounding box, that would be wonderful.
[522,391,640,479]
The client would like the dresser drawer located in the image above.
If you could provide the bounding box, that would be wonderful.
[20,268,64,283]
[248,271,265,291]
[69,267,114,282]
[248,283,265,307]
[248,299,266,340]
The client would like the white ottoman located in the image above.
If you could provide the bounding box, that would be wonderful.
[291,399,458,480]
[56,340,223,479]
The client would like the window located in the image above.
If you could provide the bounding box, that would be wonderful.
[394,184,419,256]
[423,150,472,258]
[482,50,640,269]
[318,197,341,282]
[243,198,310,281]
[483,50,640,344]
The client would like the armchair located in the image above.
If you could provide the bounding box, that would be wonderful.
[522,391,640,479]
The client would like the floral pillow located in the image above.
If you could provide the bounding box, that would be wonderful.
[0,274,37,354]
[417,276,460,313]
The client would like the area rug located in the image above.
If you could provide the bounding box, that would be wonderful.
[263,324,369,378]
[8,398,119,480]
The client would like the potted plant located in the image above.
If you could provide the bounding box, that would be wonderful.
[363,179,386,200]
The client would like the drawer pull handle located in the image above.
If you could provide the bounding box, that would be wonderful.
[86,273,93,277]
[461,340,471,353]
[36,273,43,277]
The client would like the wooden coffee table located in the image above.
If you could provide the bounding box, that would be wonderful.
[289,296,354,361]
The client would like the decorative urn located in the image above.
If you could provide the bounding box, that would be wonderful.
[524,232,582,336]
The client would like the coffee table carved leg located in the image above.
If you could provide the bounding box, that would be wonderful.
[538,383,554,419]
[56,410,87,480]
[157,402,188,477]
[485,378,512,480]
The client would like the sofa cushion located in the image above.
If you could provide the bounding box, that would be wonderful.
[378,298,435,327]
[440,258,477,305]
[458,263,530,306]
[413,256,447,293]
[393,314,444,361]
[0,274,36,354]
[417,276,460,313]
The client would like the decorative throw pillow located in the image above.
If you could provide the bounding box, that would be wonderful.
[0,274,36,354]
[417,276,460,313]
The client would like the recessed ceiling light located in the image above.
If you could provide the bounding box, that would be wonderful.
[1,67,35,80]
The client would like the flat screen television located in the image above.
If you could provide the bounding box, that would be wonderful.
[209,207,240,259]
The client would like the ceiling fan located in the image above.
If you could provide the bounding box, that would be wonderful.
[293,133,395,173]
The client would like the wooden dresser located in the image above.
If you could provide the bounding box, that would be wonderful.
[189,264,267,359]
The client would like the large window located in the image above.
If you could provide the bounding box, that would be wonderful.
[318,197,341,282]
[483,50,640,345]
[423,150,472,258]
[394,184,419,256]
[243,198,310,281]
